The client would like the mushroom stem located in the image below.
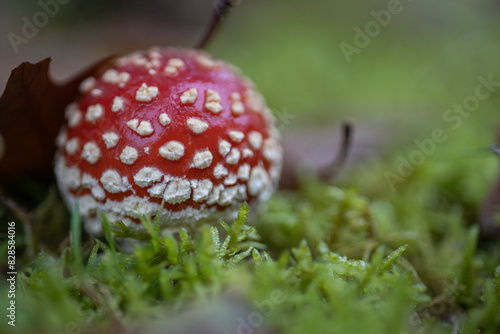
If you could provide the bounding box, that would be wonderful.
[195,0,242,49]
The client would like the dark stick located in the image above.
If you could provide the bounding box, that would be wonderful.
[195,0,241,49]
[319,122,354,180]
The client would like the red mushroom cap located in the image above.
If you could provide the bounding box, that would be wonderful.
[54,47,282,234]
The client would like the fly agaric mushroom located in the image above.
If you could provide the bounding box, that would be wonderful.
[54,48,282,234]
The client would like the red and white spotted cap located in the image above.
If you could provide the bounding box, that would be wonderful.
[54,47,282,234]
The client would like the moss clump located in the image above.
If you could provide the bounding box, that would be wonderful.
[1,163,499,334]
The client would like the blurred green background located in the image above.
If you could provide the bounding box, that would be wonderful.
[1,0,498,116]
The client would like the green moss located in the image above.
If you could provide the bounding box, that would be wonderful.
[2,162,499,333]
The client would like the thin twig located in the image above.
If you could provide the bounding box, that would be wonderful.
[195,0,242,49]
[319,122,354,180]
[0,194,31,223]
[79,280,125,330]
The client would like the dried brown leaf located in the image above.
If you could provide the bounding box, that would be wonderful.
[0,56,112,180]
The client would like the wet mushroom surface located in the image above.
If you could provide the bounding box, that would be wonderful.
[54,48,282,234]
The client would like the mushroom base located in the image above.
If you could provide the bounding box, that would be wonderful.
[54,153,271,235]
